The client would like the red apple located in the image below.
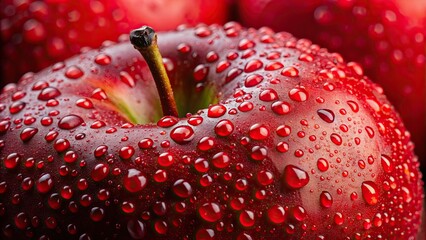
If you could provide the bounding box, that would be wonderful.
[237,0,426,162]
[0,0,229,87]
[0,23,423,239]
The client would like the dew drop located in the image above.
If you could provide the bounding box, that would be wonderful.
[267,205,286,224]
[37,87,61,101]
[212,152,230,168]
[317,109,335,123]
[120,71,135,88]
[265,62,284,71]
[380,154,393,173]
[123,169,147,193]
[20,127,38,142]
[9,101,26,114]
[289,87,308,102]
[197,137,215,151]
[91,163,109,182]
[199,203,222,222]
[239,210,255,227]
[215,119,234,137]
[158,152,174,167]
[170,126,194,144]
[281,67,299,77]
[208,104,227,118]
[249,123,269,140]
[172,179,192,198]
[65,66,84,79]
[91,88,108,100]
[94,54,111,65]
[259,88,278,101]
[4,153,20,169]
[283,165,309,189]
[361,181,379,205]
[347,100,359,112]
[58,115,84,129]
[244,59,263,73]
[320,191,333,208]
[36,173,53,193]
[272,101,291,115]
[127,220,146,239]
[317,158,329,172]
[193,64,209,82]
[330,133,342,145]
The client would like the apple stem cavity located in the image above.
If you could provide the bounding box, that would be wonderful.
[130,26,179,118]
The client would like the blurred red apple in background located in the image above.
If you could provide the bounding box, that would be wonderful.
[0,0,229,86]
[237,0,426,163]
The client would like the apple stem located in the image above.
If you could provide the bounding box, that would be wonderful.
[130,26,179,118]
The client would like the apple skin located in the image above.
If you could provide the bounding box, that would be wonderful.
[0,0,229,87]
[237,0,426,164]
[0,23,424,239]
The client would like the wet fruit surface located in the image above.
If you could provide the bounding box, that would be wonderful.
[237,0,426,161]
[0,23,423,239]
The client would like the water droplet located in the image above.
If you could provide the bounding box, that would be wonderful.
[170,126,195,144]
[65,66,84,79]
[244,59,263,72]
[197,137,215,151]
[127,220,146,239]
[347,100,359,112]
[361,181,379,205]
[238,39,255,50]
[94,54,111,65]
[225,68,243,82]
[212,152,230,168]
[334,212,344,225]
[265,62,284,71]
[317,109,335,123]
[380,154,393,173]
[289,87,308,102]
[193,64,209,82]
[206,51,219,62]
[37,173,53,193]
[259,88,278,101]
[195,26,212,37]
[251,146,267,161]
[54,138,70,152]
[4,153,20,169]
[281,67,299,77]
[272,101,291,115]
[23,19,46,43]
[177,43,191,54]
[91,88,108,100]
[283,165,309,189]
[196,229,215,240]
[257,171,274,186]
[330,133,342,145]
[123,169,147,193]
[239,210,255,227]
[9,101,26,114]
[58,115,84,129]
[216,60,231,73]
[155,152,173,167]
[172,179,192,198]
[276,125,291,137]
[157,116,178,128]
[120,71,135,88]
[244,74,263,87]
[215,119,234,137]
[238,102,253,112]
[199,203,222,222]
[20,127,38,142]
[91,163,109,182]
[320,191,333,208]
[208,104,226,118]
[267,205,286,224]
[90,207,105,222]
[119,146,135,160]
[249,123,269,140]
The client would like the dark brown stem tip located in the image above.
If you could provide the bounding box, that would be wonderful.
[130,26,156,49]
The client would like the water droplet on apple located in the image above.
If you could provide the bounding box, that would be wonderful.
[94,53,111,65]
[199,203,222,222]
[244,59,263,72]
[58,115,84,129]
[361,181,379,205]
[281,67,299,77]
[9,101,26,114]
[265,62,284,71]
[91,163,109,182]
[283,165,309,189]
[214,119,234,137]
[4,153,20,169]
[120,71,135,88]
[157,116,178,128]
[91,88,108,100]
[244,74,263,87]
[127,219,146,239]
[20,127,38,142]
[239,210,255,227]
[272,101,291,115]
[212,152,230,168]
[317,109,335,123]
[36,173,53,193]
[289,87,308,102]
[238,39,255,50]
[216,60,231,73]
[330,133,342,145]
[380,154,394,173]
[172,179,192,198]
[158,152,174,167]
[249,123,269,140]
[347,100,359,112]
[320,191,333,208]
[123,169,147,193]
[317,158,329,172]
[193,64,209,82]
[197,137,215,151]
[65,66,84,79]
